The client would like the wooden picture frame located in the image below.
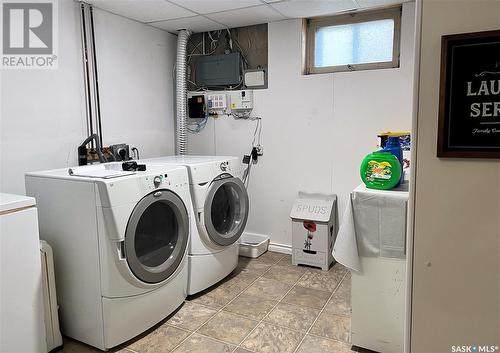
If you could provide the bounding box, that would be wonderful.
[437,30,500,158]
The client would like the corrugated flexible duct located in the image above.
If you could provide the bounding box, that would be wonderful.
[175,29,191,155]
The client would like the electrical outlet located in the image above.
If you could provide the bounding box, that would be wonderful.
[256,145,263,156]
[110,143,130,161]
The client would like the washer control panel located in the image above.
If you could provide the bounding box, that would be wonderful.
[153,176,162,188]
[219,161,229,172]
[143,174,170,191]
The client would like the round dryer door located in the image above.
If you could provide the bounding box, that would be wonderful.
[125,190,189,284]
[204,176,249,246]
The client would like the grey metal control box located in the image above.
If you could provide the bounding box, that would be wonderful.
[196,52,241,87]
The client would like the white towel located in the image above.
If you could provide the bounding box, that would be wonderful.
[333,184,409,273]
[352,192,407,258]
[333,199,362,272]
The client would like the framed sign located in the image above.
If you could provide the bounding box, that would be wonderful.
[437,30,500,158]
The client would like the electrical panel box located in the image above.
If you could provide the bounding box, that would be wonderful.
[229,90,253,111]
[196,53,241,87]
[207,93,228,114]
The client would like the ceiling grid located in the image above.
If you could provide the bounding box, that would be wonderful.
[86,0,409,33]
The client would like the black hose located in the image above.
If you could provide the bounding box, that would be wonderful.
[80,134,106,163]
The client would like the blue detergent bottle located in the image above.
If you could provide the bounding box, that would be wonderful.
[382,136,403,185]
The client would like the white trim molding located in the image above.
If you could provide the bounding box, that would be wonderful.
[268,242,292,255]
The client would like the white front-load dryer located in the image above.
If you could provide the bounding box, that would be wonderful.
[25,163,191,350]
[143,156,249,295]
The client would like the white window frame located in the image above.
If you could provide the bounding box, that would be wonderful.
[304,6,402,74]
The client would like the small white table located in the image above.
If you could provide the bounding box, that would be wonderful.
[333,184,409,353]
[0,193,46,353]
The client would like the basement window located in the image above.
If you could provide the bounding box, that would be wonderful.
[304,6,401,74]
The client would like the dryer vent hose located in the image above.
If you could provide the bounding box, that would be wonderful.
[175,29,191,155]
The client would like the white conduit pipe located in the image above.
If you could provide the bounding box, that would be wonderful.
[175,29,191,155]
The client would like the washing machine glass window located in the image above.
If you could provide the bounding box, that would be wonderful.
[125,190,189,284]
[204,177,249,246]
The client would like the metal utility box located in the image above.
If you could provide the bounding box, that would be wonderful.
[290,193,337,271]
[196,52,241,87]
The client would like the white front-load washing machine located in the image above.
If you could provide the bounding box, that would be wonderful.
[144,156,249,295]
[25,163,191,350]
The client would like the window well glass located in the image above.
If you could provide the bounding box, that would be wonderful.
[314,19,395,68]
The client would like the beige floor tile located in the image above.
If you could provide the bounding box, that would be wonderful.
[188,292,224,309]
[253,251,285,265]
[262,265,306,285]
[241,322,304,353]
[295,334,353,353]
[190,278,246,308]
[310,313,351,343]
[229,269,260,284]
[324,277,351,316]
[236,258,273,275]
[220,272,259,292]
[171,333,234,353]
[281,285,331,309]
[263,302,320,332]
[233,348,255,353]
[166,302,218,331]
[198,311,258,345]
[276,255,293,267]
[243,277,292,300]
[127,325,190,353]
[296,267,345,293]
[223,293,278,320]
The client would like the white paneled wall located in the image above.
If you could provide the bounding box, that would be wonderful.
[0,0,86,194]
[93,9,177,159]
[188,2,416,248]
[0,2,177,194]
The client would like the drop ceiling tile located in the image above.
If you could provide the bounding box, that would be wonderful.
[149,15,226,33]
[270,0,358,18]
[169,0,262,15]
[206,5,285,28]
[355,0,406,8]
[87,0,196,22]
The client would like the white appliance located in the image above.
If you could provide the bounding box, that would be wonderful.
[25,163,192,350]
[0,193,46,353]
[145,156,249,295]
[40,240,63,352]
[351,257,406,353]
[334,184,408,353]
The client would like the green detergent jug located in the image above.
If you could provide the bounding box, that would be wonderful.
[360,151,402,190]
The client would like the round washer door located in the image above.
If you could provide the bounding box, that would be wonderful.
[204,176,249,246]
[125,190,189,284]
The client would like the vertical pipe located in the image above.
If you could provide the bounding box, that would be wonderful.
[175,29,191,155]
[79,3,93,145]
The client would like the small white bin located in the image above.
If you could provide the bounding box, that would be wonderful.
[239,233,270,258]
[290,192,337,271]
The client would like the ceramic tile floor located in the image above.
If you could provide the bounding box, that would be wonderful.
[62,252,368,353]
